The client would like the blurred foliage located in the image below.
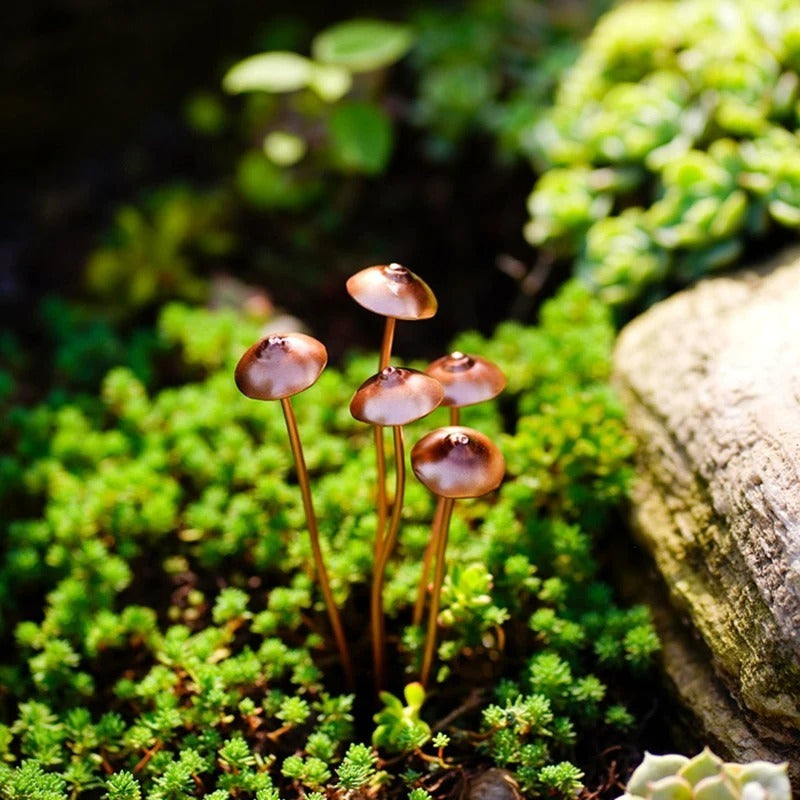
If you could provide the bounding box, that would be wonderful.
[0,282,658,798]
[525,0,800,306]
[408,0,613,162]
[219,18,412,209]
[86,185,235,315]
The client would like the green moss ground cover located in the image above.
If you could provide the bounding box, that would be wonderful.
[0,282,659,799]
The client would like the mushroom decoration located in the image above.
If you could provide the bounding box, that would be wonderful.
[410,426,505,687]
[350,366,443,689]
[346,263,438,566]
[235,333,354,687]
[425,352,506,426]
[413,352,506,624]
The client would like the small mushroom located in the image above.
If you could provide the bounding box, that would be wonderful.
[235,333,354,687]
[235,332,327,400]
[413,352,506,625]
[346,263,438,368]
[425,351,506,425]
[350,366,443,690]
[346,263,438,563]
[410,426,505,687]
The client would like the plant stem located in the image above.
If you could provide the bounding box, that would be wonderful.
[371,424,405,691]
[281,396,354,689]
[420,496,455,688]
[412,409,459,626]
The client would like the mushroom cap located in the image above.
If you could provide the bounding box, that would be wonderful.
[346,263,438,320]
[411,426,505,498]
[425,351,506,408]
[235,333,327,400]
[350,366,444,426]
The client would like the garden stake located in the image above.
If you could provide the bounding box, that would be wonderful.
[413,353,506,625]
[411,426,505,688]
[346,264,437,566]
[350,366,443,690]
[235,333,354,688]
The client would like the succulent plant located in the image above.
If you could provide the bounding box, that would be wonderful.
[526,0,800,307]
[615,748,791,800]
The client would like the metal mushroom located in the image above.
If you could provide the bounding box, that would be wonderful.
[346,263,438,567]
[413,352,506,624]
[411,425,505,687]
[235,333,354,687]
[425,351,506,426]
[350,366,443,690]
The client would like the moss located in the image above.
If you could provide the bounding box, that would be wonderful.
[0,283,657,798]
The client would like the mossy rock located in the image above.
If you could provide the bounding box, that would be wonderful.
[612,246,800,780]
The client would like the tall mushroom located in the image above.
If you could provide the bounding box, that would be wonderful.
[410,426,505,687]
[235,333,354,687]
[413,352,506,624]
[350,366,443,690]
[346,263,438,565]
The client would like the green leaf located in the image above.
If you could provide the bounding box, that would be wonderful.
[223,52,313,94]
[328,102,393,174]
[403,682,426,710]
[312,19,413,72]
[308,63,353,102]
[236,151,318,209]
[263,131,307,166]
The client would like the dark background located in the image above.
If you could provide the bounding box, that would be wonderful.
[1,0,533,362]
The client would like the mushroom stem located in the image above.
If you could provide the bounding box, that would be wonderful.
[373,316,397,555]
[412,498,442,626]
[374,427,388,565]
[378,317,396,370]
[280,396,355,689]
[370,424,405,691]
[412,408,460,626]
[420,496,455,688]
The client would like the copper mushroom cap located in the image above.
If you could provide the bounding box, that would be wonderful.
[350,367,444,426]
[235,333,328,400]
[411,426,505,498]
[346,263,438,320]
[425,351,506,408]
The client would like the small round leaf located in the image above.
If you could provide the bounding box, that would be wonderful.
[223,52,313,94]
[328,101,393,174]
[312,19,413,73]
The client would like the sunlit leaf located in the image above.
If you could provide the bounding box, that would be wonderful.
[312,19,413,73]
[223,52,313,94]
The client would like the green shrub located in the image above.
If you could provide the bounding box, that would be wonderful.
[526,0,800,305]
[408,0,612,162]
[0,282,656,798]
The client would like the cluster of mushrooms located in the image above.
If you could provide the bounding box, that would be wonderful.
[235,264,506,692]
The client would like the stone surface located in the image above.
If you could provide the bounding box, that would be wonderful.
[612,247,800,778]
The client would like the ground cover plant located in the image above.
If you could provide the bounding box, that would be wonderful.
[0,280,661,798]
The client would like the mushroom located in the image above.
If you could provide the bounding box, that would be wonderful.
[413,352,506,625]
[346,263,438,369]
[410,426,505,687]
[346,263,438,565]
[350,366,443,689]
[424,352,506,426]
[235,333,354,687]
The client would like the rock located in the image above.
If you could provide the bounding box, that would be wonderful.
[612,247,800,780]
[467,768,522,800]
